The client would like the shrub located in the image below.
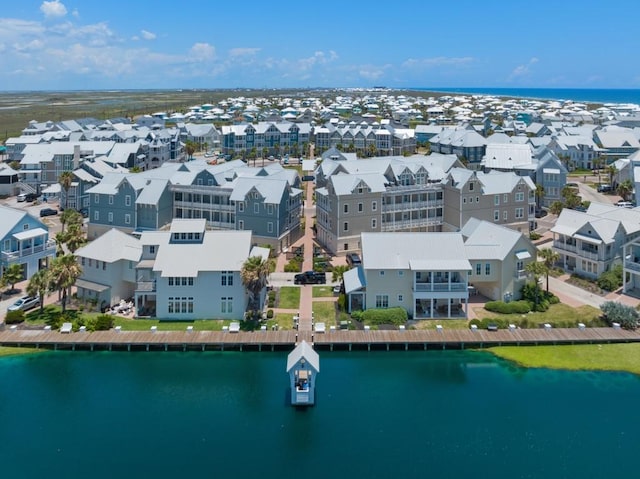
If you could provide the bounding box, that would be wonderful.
[361,307,407,326]
[284,259,302,272]
[337,293,346,312]
[266,309,274,319]
[485,300,531,314]
[5,310,25,325]
[597,265,623,292]
[94,314,114,331]
[529,232,542,240]
[600,301,639,330]
[350,310,364,321]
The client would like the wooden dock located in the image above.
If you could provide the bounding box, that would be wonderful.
[0,327,639,352]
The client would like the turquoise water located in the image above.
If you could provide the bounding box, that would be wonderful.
[413,87,640,105]
[0,351,639,479]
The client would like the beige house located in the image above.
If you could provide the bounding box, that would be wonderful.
[443,168,536,234]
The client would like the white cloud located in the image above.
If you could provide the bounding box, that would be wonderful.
[40,1,67,18]
[189,42,215,61]
[141,30,156,40]
[508,57,539,81]
[229,47,261,57]
[401,56,474,68]
[13,39,45,53]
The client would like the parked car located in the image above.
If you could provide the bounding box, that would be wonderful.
[597,184,612,193]
[17,192,38,202]
[616,201,633,208]
[294,271,326,285]
[346,253,362,267]
[39,208,58,217]
[7,295,40,312]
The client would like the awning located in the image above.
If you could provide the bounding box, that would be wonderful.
[515,250,532,260]
[136,259,156,269]
[13,227,47,241]
[574,233,603,245]
[75,278,110,293]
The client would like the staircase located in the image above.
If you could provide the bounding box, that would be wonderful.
[16,182,37,194]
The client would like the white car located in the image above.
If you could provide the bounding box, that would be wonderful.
[7,295,40,312]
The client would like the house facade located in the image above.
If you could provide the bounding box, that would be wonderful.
[0,205,56,282]
[134,220,261,320]
[74,228,142,309]
[551,203,640,279]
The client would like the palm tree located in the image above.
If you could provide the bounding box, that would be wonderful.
[58,171,74,211]
[50,254,82,312]
[607,164,618,188]
[525,260,547,307]
[332,265,348,283]
[535,184,545,211]
[60,208,82,234]
[240,255,273,315]
[63,223,87,253]
[27,269,51,313]
[184,140,197,160]
[617,179,633,201]
[539,248,560,292]
[2,263,24,293]
[593,156,604,184]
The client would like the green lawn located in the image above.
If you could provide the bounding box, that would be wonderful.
[413,319,470,330]
[489,343,640,375]
[313,302,336,324]
[473,303,604,327]
[312,286,334,298]
[267,312,295,330]
[112,318,229,331]
[0,346,43,358]
[278,287,301,309]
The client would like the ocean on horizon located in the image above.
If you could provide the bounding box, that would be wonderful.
[411,87,640,105]
[1,350,639,479]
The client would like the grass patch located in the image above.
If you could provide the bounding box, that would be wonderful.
[267,312,294,330]
[112,318,228,331]
[278,287,301,309]
[473,303,602,327]
[0,346,44,358]
[489,344,640,375]
[313,302,337,324]
[312,286,334,298]
[412,319,470,330]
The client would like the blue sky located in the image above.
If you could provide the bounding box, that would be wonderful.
[1,0,639,90]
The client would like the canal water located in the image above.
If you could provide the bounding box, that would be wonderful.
[0,350,638,479]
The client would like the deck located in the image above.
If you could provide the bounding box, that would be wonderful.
[0,327,639,352]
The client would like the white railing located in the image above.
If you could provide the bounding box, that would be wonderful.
[136,281,156,292]
[382,200,444,212]
[414,282,467,292]
[381,217,442,231]
[1,239,56,261]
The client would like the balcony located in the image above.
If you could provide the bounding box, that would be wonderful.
[136,281,156,292]
[381,217,442,231]
[174,200,235,211]
[624,260,640,273]
[515,270,528,280]
[414,282,467,292]
[382,199,444,213]
[1,239,56,262]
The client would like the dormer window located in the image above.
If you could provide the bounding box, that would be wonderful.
[469,182,474,191]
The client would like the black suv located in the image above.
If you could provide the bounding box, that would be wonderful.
[40,208,58,217]
[346,253,362,267]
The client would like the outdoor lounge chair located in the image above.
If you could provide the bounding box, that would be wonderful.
[60,322,73,334]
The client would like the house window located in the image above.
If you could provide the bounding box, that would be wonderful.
[267,204,273,215]
[343,222,348,232]
[375,295,389,308]
[125,195,131,206]
[169,277,174,286]
[372,218,377,228]
[94,210,99,221]
[372,201,377,211]
[469,182,474,191]
[239,220,244,230]
[516,260,524,271]
[149,245,156,254]
[515,208,524,219]
[344,243,349,251]
[398,271,404,276]
[222,271,234,286]
[463,198,467,204]
[109,195,114,205]
[268,222,273,233]
[221,297,233,314]
[108,212,113,223]
[344,204,349,214]
[253,203,259,214]
[103,261,106,270]
[358,203,363,212]
[125,214,131,224]
[476,263,481,275]
[485,263,491,275]
[379,270,385,276]
[494,210,499,221]
[494,195,500,206]
[81,257,85,266]
[239,202,244,212]
[503,194,509,203]
[476,196,479,203]
[398,294,403,302]
[503,211,508,221]
[516,192,524,202]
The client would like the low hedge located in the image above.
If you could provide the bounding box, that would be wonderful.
[485,300,531,314]
[4,310,25,325]
[361,307,407,326]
